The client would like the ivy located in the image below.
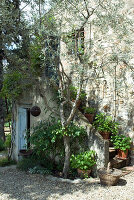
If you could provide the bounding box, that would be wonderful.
[0,71,32,100]
[30,37,44,76]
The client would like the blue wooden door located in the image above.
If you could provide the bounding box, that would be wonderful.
[18,107,27,150]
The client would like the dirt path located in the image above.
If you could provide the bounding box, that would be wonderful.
[0,166,134,200]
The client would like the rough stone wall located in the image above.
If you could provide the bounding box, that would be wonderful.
[83,0,134,136]
[60,0,134,137]
[83,62,134,135]
[59,0,134,165]
[12,84,59,161]
[75,111,109,173]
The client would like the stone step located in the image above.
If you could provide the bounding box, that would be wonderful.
[109,140,113,147]
[109,156,130,169]
[130,156,134,166]
[109,147,117,159]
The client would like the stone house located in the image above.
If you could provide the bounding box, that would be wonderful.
[59,0,134,165]
[12,0,134,169]
[12,84,58,161]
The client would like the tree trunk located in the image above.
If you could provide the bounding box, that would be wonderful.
[0,40,5,141]
[63,135,70,179]
[0,98,4,141]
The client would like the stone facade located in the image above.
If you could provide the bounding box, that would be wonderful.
[59,0,134,166]
[12,84,58,161]
[12,0,134,168]
[60,0,134,138]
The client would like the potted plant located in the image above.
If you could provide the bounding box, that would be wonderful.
[19,149,33,158]
[110,134,131,159]
[69,86,86,107]
[70,150,96,178]
[93,113,119,140]
[83,107,96,123]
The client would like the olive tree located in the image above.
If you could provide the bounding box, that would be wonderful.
[2,0,133,178]
[30,0,133,178]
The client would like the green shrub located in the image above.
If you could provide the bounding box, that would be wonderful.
[17,157,39,171]
[30,120,87,162]
[93,113,119,134]
[4,134,11,148]
[0,139,5,151]
[17,156,54,173]
[111,134,131,152]
[0,158,16,167]
[69,85,86,101]
[0,71,32,100]
[30,121,64,161]
[83,107,96,114]
[70,150,96,170]
[63,85,86,101]
[28,166,51,175]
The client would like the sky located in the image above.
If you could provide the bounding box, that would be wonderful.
[20,0,51,22]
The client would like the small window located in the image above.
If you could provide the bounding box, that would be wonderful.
[67,28,85,55]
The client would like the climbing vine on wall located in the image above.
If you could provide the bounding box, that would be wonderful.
[0,71,32,100]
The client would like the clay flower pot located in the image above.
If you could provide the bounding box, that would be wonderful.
[84,114,94,124]
[77,169,91,178]
[117,149,128,160]
[19,149,33,158]
[99,131,110,140]
[72,99,81,108]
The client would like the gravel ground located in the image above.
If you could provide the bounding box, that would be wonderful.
[0,166,134,200]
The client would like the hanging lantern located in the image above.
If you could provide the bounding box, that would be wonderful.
[30,106,41,117]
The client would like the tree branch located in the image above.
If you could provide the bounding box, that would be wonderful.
[60,100,67,126]
[65,84,81,126]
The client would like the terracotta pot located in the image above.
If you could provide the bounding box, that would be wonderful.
[117,149,128,159]
[84,113,94,123]
[72,100,81,107]
[99,131,110,140]
[19,149,33,158]
[77,168,91,178]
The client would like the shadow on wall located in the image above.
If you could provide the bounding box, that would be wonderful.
[127,107,134,128]
[87,89,99,113]
[87,88,111,115]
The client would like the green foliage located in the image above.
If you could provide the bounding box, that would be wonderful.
[70,150,96,170]
[4,134,11,148]
[67,85,86,101]
[30,120,87,162]
[4,122,11,127]
[51,120,86,138]
[28,166,51,175]
[1,71,31,100]
[0,139,5,151]
[17,157,39,171]
[83,107,96,114]
[30,36,44,76]
[111,134,131,152]
[0,158,16,167]
[17,156,54,172]
[93,113,119,134]
[1,72,23,99]
[30,120,64,160]
[5,114,12,123]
